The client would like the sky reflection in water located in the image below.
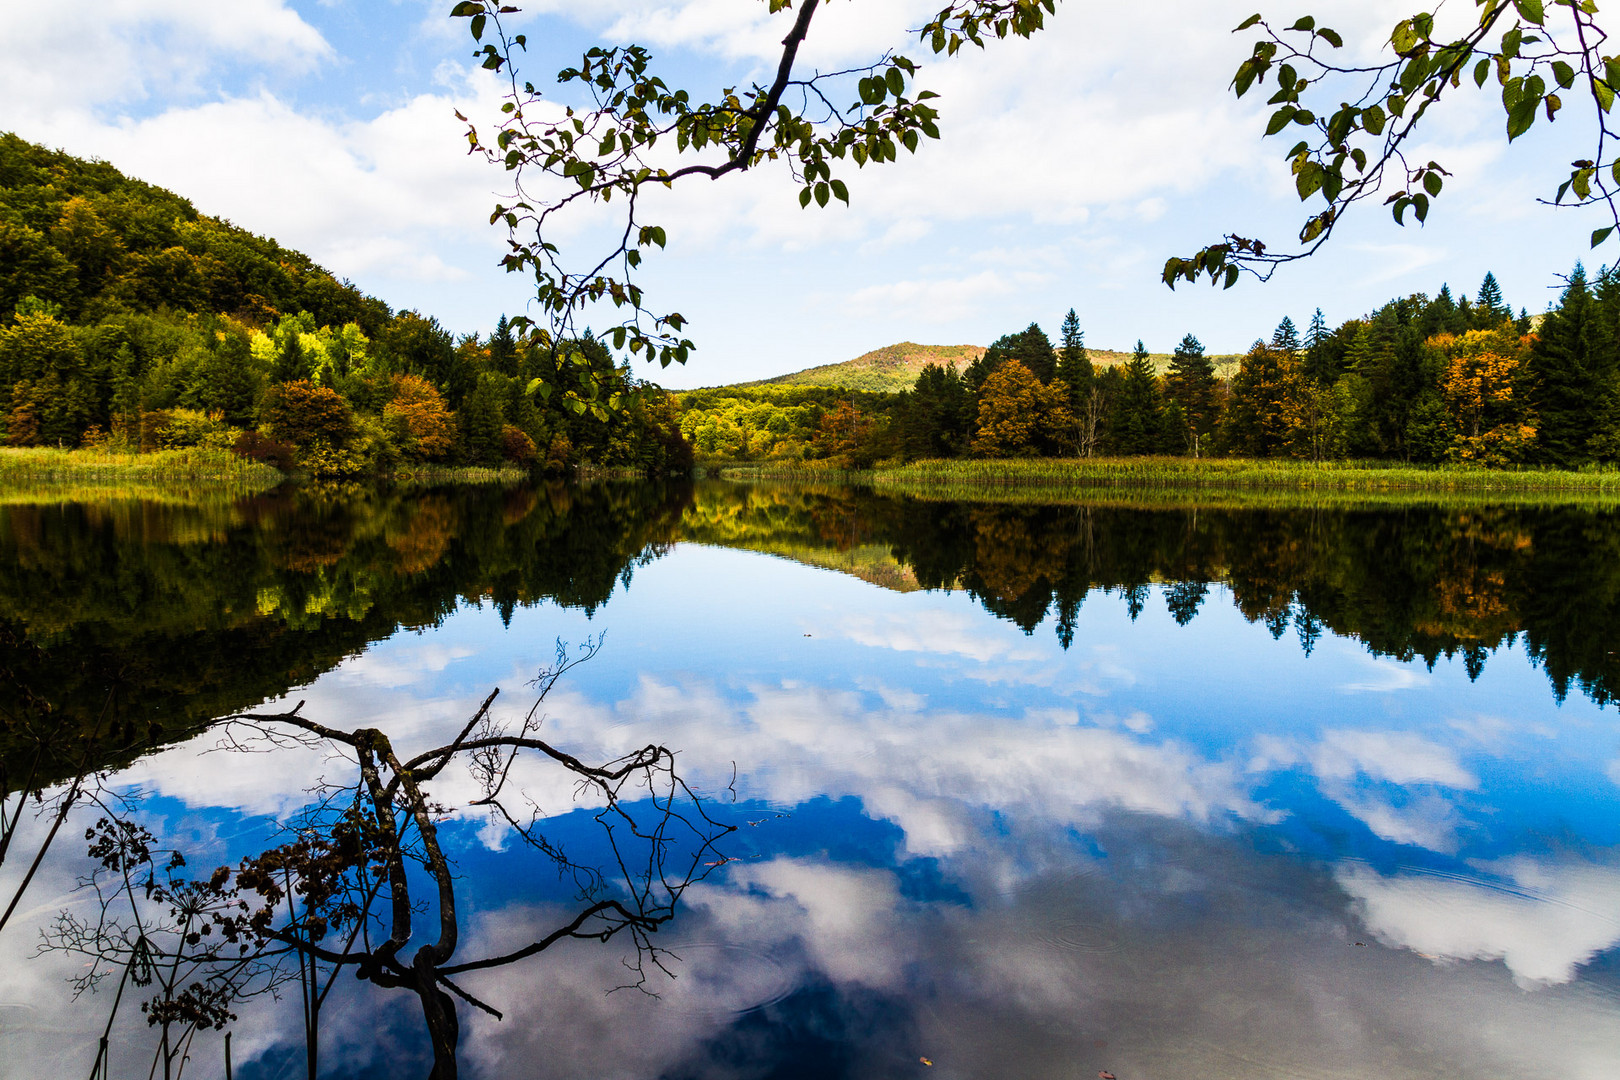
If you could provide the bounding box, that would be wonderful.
[8,504,1620,1079]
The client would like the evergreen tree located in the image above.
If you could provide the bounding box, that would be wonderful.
[1271,316,1301,355]
[1477,271,1510,326]
[1107,341,1167,454]
[902,362,971,458]
[458,372,507,466]
[271,331,307,384]
[1009,322,1058,382]
[489,315,518,376]
[1165,333,1218,456]
[1531,263,1617,464]
[1055,308,1092,402]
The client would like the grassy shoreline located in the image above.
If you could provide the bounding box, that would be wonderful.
[0,446,286,500]
[708,456,1620,508]
[873,456,1620,494]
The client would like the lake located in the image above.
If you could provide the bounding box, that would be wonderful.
[2,480,1619,1079]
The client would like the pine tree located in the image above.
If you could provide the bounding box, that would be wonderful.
[1529,263,1611,465]
[1300,308,1332,383]
[1271,316,1301,355]
[489,315,518,376]
[1011,322,1058,383]
[271,331,307,384]
[1477,271,1510,326]
[1108,341,1166,454]
[1055,308,1092,399]
[458,372,507,466]
[1165,333,1218,456]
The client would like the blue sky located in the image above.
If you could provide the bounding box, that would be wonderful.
[0,1,1606,385]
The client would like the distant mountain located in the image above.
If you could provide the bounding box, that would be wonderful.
[742,340,1243,392]
[747,342,986,393]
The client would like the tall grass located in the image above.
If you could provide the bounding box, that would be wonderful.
[875,456,1620,501]
[705,463,875,484]
[0,446,284,498]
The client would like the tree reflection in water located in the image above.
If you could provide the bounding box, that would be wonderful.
[34,640,732,1080]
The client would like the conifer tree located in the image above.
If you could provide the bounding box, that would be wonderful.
[1165,333,1218,456]
[1271,316,1301,355]
[1108,341,1167,454]
[1532,264,1620,464]
[1055,308,1092,401]
[489,315,518,376]
[1477,272,1510,326]
[271,331,308,384]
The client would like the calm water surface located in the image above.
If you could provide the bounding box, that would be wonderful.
[2,481,1619,1079]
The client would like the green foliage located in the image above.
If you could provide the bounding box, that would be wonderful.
[0,135,687,478]
[262,381,357,454]
[1167,5,1620,288]
[450,1,1055,367]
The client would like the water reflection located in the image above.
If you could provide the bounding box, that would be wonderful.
[3,480,1620,1077]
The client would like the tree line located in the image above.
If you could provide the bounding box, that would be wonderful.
[694,268,1620,471]
[0,134,691,476]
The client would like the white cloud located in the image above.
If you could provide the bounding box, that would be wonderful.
[837,609,1046,664]
[1339,857,1620,986]
[0,0,330,117]
[1310,730,1478,790]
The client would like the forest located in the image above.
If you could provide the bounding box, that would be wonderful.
[9,130,1620,479]
[677,272,1620,471]
[0,134,690,477]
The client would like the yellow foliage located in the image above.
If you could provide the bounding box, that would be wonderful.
[971,361,1072,458]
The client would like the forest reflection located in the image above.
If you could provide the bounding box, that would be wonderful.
[684,482,1620,707]
[2,478,1616,784]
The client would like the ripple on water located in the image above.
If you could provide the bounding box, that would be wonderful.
[649,942,798,1018]
[1015,867,1124,954]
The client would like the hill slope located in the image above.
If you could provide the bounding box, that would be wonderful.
[750,342,986,393]
[747,341,1245,392]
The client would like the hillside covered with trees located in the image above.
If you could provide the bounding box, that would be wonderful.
[0,134,690,476]
[677,274,1620,471]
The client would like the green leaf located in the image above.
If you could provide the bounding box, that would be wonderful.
[1317,28,1343,48]
[1593,226,1615,247]
[799,186,813,208]
[1295,161,1324,199]
[1391,19,1419,55]
[470,13,485,40]
[1362,104,1386,135]
[814,181,830,208]
[1266,107,1296,136]
[830,178,849,204]
[1513,0,1545,24]
[886,66,906,98]
[1234,13,1263,31]
[1289,16,1316,31]
[1506,97,1538,139]
[1552,60,1576,89]
[1423,170,1443,196]
[450,1,483,17]
[1474,58,1491,88]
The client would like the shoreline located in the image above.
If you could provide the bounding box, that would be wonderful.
[707,456,1620,507]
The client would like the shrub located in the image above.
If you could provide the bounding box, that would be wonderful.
[500,424,537,465]
[152,408,233,450]
[543,434,573,474]
[383,374,455,461]
[262,380,356,450]
[233,430,295,470]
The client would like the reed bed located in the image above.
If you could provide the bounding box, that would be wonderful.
[0,446,284,497]
[706,463,874,484]
[874,457,1620,499]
